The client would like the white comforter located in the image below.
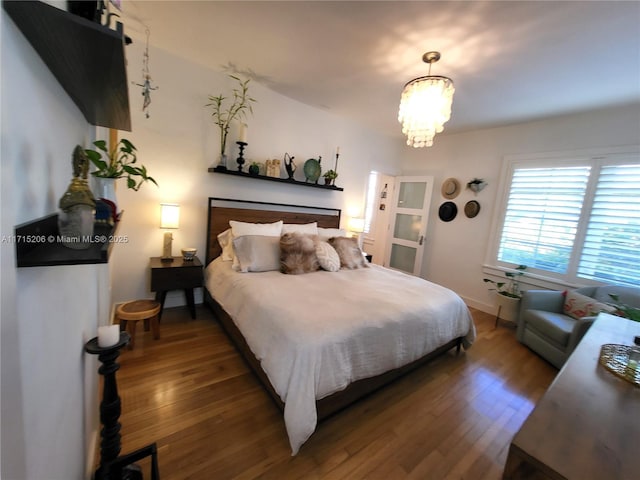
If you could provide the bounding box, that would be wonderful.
[205,259,476,454]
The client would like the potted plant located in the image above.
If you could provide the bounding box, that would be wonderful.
[85,139,157,203]
[248,162,260,176]
[206,75,256,169]
[323,169,338,185]
[484,265,527,322]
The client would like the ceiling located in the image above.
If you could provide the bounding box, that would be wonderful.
[121,1,640,141]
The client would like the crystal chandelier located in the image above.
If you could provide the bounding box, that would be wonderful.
[398,52,455,148]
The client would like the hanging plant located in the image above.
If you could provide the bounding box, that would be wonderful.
[467,178,488,193]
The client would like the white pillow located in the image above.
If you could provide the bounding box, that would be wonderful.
[229,220,283,238]
[318,227,347,241]
[217,228,234,261]
[232,236,281,273]
[229,220,283,270]
[282,222,318,235]
[315,241,340,272]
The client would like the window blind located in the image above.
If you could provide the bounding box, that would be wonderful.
[497,166,591,273]
[577,164,640,286]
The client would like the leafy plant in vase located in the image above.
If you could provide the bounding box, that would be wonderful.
[85,138,157,208]
[206,75,256,169]
[323,169,338,185]
[484,265,527,323]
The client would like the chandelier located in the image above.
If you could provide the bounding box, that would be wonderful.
[398,51,455,148]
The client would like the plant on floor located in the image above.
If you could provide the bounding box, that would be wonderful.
[483,265,528,298]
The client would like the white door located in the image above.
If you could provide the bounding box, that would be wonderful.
[384,176,434,275]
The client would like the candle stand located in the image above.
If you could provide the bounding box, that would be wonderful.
[236,141,247,172]
[85,332,159,480]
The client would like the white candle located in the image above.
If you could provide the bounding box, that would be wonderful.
[336,146,340,155]
[239,123,247,143]
[98,324,120,348]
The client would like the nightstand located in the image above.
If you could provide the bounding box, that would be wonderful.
[150,256,203,319]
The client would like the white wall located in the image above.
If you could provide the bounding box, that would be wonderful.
[110,42,401,307]
[1,10,102,480]
[400,104,640,313]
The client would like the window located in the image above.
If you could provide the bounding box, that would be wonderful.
[363,171,379,234]
[491,149,640,287]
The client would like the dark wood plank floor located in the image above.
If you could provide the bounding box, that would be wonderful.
[113,304,556,479]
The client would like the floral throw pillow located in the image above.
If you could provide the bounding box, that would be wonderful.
[563,290,616,320]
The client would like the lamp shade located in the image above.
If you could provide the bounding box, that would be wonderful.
[348,217,365,233]
[160,203,179,229]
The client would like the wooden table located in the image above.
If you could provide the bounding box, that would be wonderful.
[149,256,203,319]
[503,312,640,480]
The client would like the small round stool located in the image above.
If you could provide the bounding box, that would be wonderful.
[116,299,161,350]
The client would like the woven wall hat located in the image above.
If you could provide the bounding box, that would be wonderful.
[441,178,461,199]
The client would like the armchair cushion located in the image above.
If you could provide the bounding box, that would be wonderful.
[524,310,576,348]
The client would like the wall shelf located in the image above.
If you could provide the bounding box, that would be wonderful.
[15,213,123,268]
[208,166,344,191]
[3,0,131,131]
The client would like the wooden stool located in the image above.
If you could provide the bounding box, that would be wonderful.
[115,300,161,350]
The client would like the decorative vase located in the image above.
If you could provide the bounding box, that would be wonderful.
[218,153,228,170]
[93,177,117,206]
[324,177,332,185]
[249,164,259,175]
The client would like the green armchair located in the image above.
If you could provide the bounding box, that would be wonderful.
[517,285,640,368]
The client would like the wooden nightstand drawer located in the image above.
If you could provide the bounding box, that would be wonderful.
[149,257,203,292]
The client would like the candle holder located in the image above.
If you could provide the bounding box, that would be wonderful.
[85,332,160,479]
[236,141,247,172]
[334,152,340,184]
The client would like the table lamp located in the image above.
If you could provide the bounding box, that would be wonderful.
[160,203,179,262]
[348,217,365,249]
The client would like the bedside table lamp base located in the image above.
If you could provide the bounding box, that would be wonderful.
[161,232,173,262]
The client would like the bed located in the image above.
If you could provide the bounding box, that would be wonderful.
[203,197,476,454]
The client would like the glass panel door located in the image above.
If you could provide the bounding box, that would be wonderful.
[385,176,434,275]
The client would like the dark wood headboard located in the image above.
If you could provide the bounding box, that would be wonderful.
[205,198,342,265]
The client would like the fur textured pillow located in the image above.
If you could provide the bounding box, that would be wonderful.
[315,241,341,272]
[328,236,369,269]
[280,233,319,274]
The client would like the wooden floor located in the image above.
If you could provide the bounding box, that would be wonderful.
[113,304,556,480]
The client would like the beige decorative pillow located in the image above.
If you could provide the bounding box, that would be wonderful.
[563,290,616,320]
[328,236,368,269]
[229,220,283,270]
[232,236,281,273]
[315,241,340,272]
[280,233,319,274]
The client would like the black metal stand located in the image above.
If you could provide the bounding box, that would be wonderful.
[236,141,247,172]
[85,332,160,480]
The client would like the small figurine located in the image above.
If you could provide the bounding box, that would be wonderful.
[284,153,296,180]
